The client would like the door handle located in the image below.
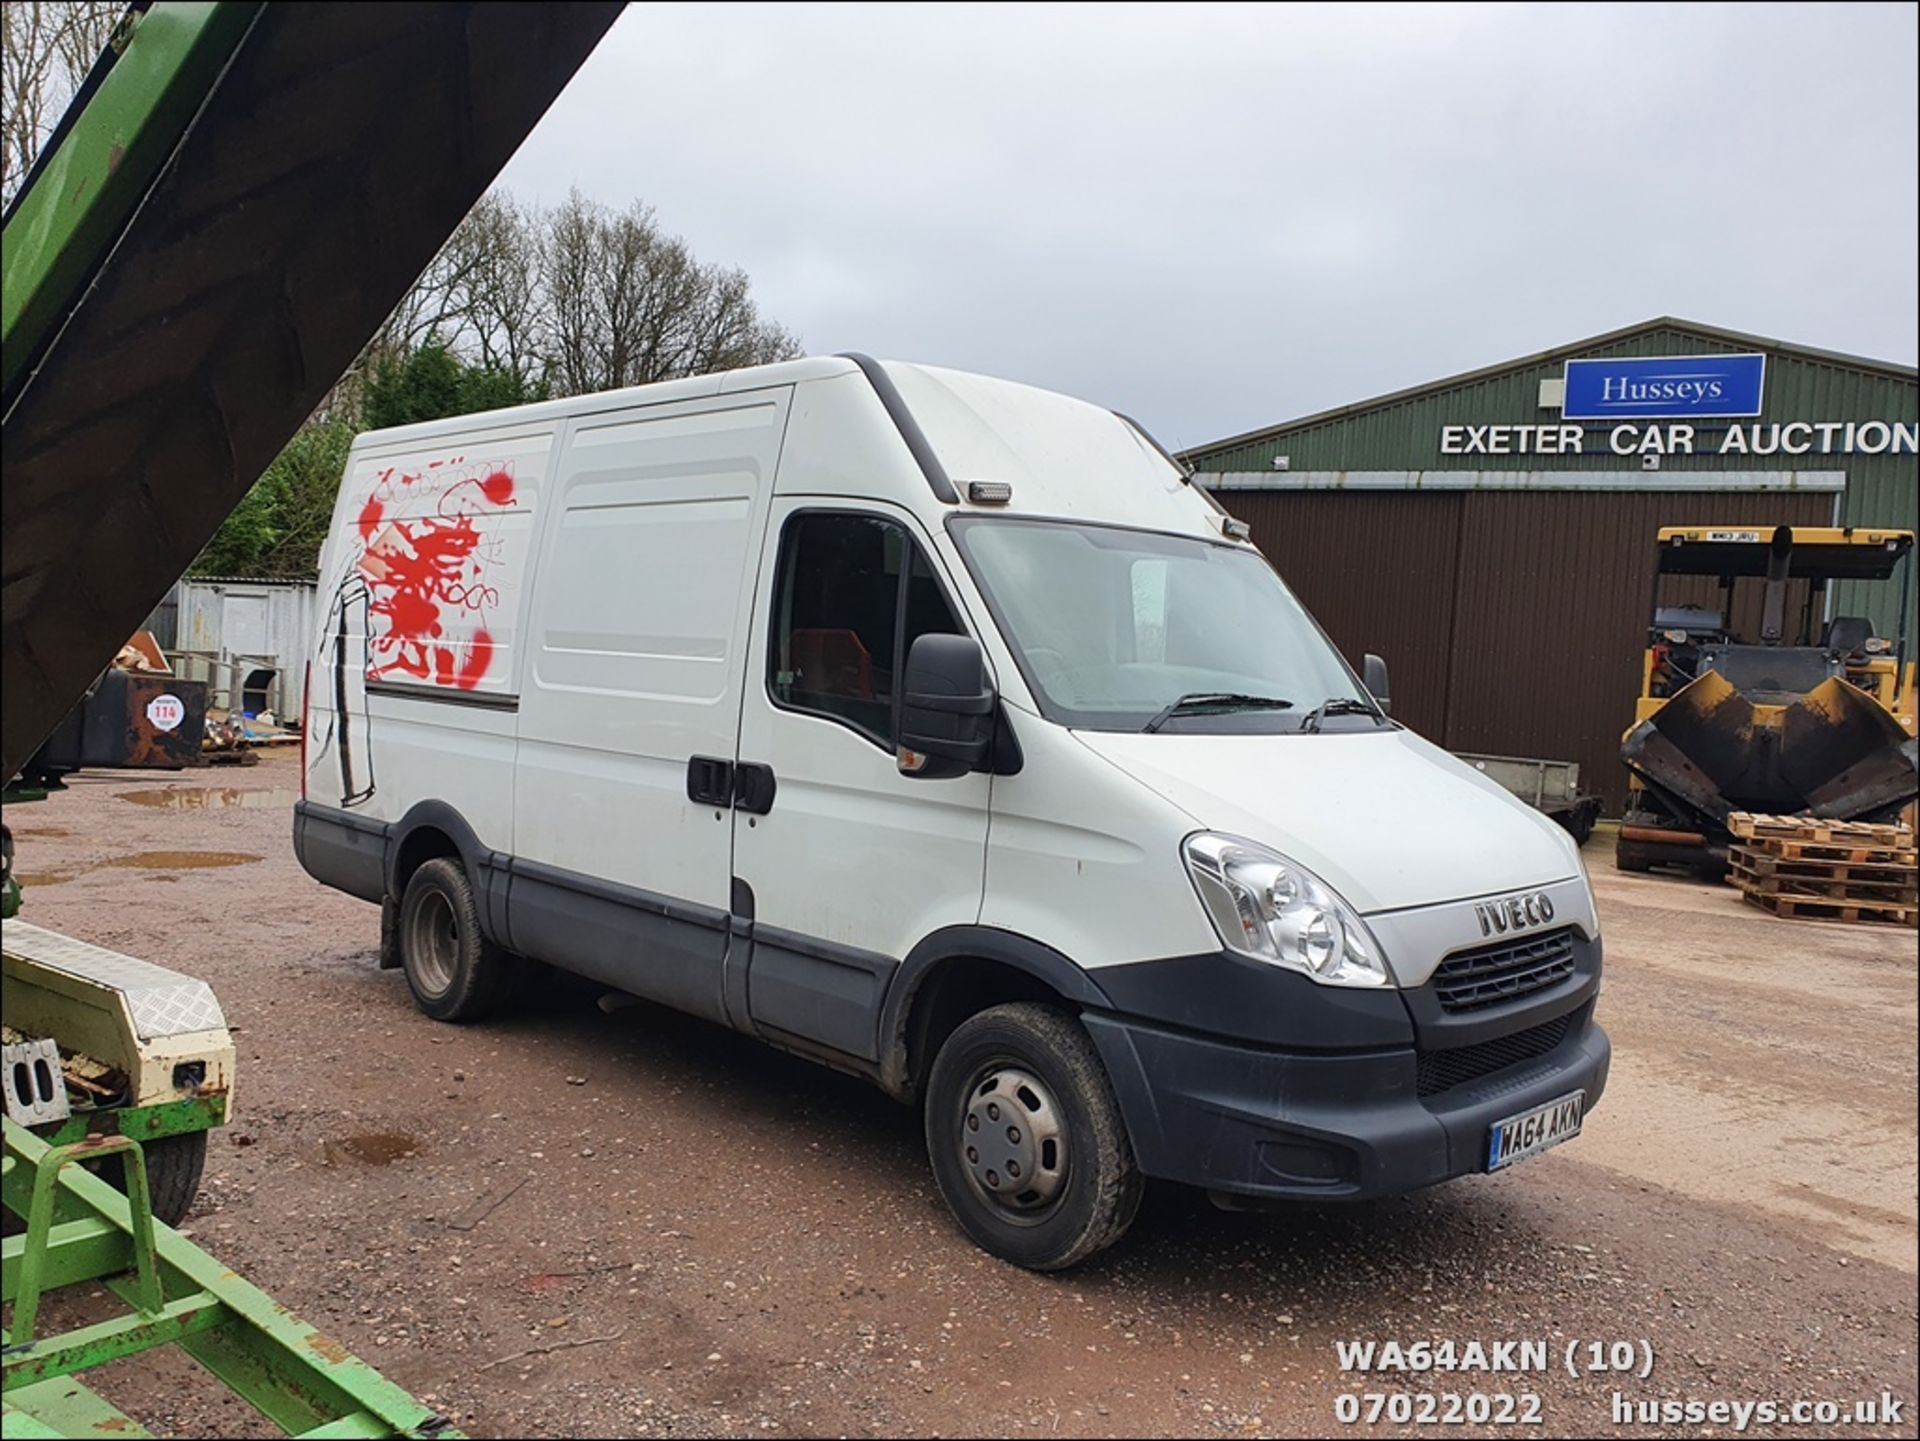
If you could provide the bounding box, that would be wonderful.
[687,755,734,807]
[734,762,777,816]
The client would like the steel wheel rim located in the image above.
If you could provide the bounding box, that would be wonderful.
[407,889,458,996]
[957,1060,1069,1223]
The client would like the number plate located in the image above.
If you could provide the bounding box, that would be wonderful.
[1487,1091,1584,1171]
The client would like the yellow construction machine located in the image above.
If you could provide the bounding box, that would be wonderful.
[1616,525,1917,875]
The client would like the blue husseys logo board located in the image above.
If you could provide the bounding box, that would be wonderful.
[1562,353,1766,419]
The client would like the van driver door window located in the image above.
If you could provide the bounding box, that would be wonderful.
[769,512,964,747]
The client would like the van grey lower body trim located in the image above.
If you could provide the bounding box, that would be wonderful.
[295,801,897,1061]
[296,802,733,1025]
[293,800,387,903]
[1094,950,1415,1050]
[505,857,732,1027]
[745,924,896,1062]
[1085,999,1609,1201]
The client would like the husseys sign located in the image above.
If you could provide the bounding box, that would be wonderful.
[1562,353,1766,419]
[1439,352,1918,458]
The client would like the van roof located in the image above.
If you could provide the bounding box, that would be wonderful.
[346,354,1217,538]
[351,355,862,449]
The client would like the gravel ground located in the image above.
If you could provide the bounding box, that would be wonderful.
[6,753,1916,1438]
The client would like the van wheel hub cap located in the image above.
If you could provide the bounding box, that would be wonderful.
[960,1065,1067,1212]
[407,891,458,996]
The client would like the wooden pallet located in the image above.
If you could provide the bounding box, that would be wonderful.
[1738,888,1918,928]
[1724,817,1919,926]
[1740,837,1918,865]
[1730,849,1917,885]
[1726,812,1913,847]
[1730,864,1917,905]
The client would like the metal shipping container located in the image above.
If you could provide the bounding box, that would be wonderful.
[169,576,318,720]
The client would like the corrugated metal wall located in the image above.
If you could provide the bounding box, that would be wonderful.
[140,592,179,650]
[170,577,317,717]
[1233,493,1463,741]
[1230,488,1836,813]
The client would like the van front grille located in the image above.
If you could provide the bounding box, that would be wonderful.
[1415,1014,1573,1097]
[1431,928,1576,1013]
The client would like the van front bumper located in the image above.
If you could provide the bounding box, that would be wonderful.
[1081,998,1609,1201]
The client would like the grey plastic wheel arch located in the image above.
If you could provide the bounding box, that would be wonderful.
[384,800,511,946]
[877,927,1116,1099]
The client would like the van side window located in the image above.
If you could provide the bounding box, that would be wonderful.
[770,513,964,747]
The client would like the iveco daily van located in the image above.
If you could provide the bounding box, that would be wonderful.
[295,355,1609,1269]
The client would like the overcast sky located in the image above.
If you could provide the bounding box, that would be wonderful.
[498,2,1920,451]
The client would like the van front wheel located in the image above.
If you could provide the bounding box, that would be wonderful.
[397,858,520,1022]
[924,1002,1142,1271]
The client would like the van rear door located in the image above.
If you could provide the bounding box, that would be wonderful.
[307,427,555,826]
[509,390,791,1022]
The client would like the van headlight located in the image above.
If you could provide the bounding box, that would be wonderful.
[1182,833,1392,988]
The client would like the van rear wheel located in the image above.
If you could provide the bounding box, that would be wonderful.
[924,1002,1142,1271]
[398,858,520,1022]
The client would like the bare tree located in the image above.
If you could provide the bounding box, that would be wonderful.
[544,187,601,397]
[540,189,800,397]
[451,190,547,382]
[2,1,123,207]
[311,192,537,420]
[319,184,802,422]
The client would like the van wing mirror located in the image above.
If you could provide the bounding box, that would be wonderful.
[1362,653,1392,715]
[898,633,995,779]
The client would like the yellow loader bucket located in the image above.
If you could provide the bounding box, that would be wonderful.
[1622,671,1917,822]
[1781,676,1920,817]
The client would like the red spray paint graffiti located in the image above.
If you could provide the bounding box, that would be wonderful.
[351,462,516,690]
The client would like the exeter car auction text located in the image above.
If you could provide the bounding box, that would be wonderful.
[1439,421,1918,456]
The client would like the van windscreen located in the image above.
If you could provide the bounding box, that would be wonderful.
[950,518,1370,734]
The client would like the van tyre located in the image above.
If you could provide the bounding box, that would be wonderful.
[924,1002,1142,1271]
[398,857,521,1021]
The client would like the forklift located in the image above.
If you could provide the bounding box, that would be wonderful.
[1616,524,1917,876]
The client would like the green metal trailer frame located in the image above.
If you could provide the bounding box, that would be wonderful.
[3,1118,463,1439]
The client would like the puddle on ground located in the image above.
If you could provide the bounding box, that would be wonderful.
[118,787,298,810]
[102,850,262,871]
[321,1133,422,1167]
[13,851,258,885]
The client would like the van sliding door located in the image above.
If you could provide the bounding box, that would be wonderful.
[508,388,791,1021]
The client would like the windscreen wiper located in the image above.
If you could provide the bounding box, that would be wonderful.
[1298,696,1386,733]
[1143,692,1293,734]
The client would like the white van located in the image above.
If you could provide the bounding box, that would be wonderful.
[296,355,1608,1270]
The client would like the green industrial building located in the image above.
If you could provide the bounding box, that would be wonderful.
[1180,318,1919,813]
